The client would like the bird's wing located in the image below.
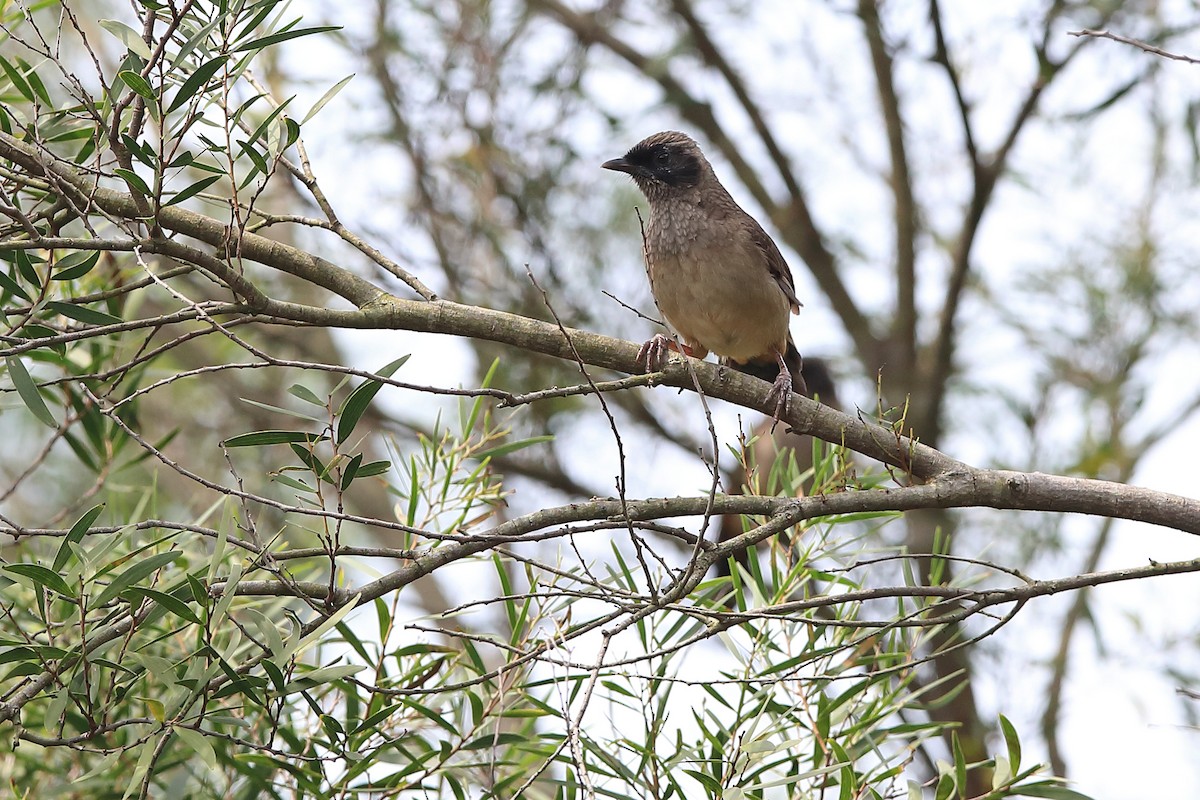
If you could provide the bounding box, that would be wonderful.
[747,218,802,314]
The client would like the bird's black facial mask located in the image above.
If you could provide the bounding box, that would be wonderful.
[617,142,702,189]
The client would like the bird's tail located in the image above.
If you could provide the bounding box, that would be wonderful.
[729,337,809,398]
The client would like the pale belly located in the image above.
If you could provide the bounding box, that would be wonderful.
[647,249,791,363]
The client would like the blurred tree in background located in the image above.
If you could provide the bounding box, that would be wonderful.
[0,1,1198,798]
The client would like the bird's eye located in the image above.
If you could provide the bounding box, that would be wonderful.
[655,150,671,167]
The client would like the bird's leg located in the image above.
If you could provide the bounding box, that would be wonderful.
[637,334,697,373]
[764,349,795,430]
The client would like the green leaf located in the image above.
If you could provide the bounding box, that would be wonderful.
[271,473,314,493]
[98,19,153,60]
[118,70,156,101]
[173,16,222,66]
[336,356,409,444]
[284,595,361,662]
[993,755,1012,790]
[237,141,269,185]
[232,26,342,53]
[302,74,354,124]
[354,460,391,478]
[1012,786,1099,796]
[113,167,152,197]
[22,59,51,106]
[172,726,217,771]
[46,301,123,326]
[94,551,181,607]
[245,608,286,657]
[475,434,554,460]
[163,175,221,207]
[339,453,363,491]
[0,648,35,666]
[50,251,101,281]
[123,587,201,624]
[282,117,301,150]
[0,266,32,302]
[952,733,967,795]
[933,771,954,800]
[239,397,323,423]
[222,430,325,447]
[281,664,366,693]
[167,56,227,114]
[4,564,74,597]
[460,732,529,750]
[289,441,326,475]
[244,97,293,149]
[0,56,34,103]
[121,134,157,171]
[1016,784,1097,800]
[288,383,326,406]
[13,248,40,284]
[6,356,56,428]
[53,504,104,571]
[998,713,1021,773]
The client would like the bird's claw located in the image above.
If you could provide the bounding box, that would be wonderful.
[637,334,673,373]
[765,370,792,431]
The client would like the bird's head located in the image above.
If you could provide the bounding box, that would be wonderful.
[602,131,705,199]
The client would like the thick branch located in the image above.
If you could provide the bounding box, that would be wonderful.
[229,474,1200,606]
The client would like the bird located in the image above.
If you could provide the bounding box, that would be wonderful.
[602,131,806,421]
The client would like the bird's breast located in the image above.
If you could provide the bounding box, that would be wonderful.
[644,217,791,362]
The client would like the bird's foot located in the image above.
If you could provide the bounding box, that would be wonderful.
[764,368,793,431]
[637,334,693,373]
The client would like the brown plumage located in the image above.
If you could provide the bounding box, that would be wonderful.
[603,131,806,418]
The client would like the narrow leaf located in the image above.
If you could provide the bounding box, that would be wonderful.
[172,726,217,771]
[53,504,104,571]
[354,460,391,478]
[21,59,52,106]
[339,453,363,491]
[6,356,56,428]
[232,26,342,53]
[113,167,152,197]
[998,713,1021,773]
[336,356,408,444]
[118,70,156,101]
[0,56,34,102]
[302,74,354,124]
[123,587,201,624]
[46,301,122,326]
[1016,785,1097,800]
[167,56,227,114]
[281,664,366,692]
[476,434,554,460]
[0,267,32,302]
[50,251,101,281]
[98,19,154,59]
[288,384,325,406]
[223,430,325,447]
[239,397,322,422]
[94,551,181,607]
[163,175,221,207]
[284,595,360,662]
[4,564,74,597]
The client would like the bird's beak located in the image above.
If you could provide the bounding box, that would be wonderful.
[602,156,636,175]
